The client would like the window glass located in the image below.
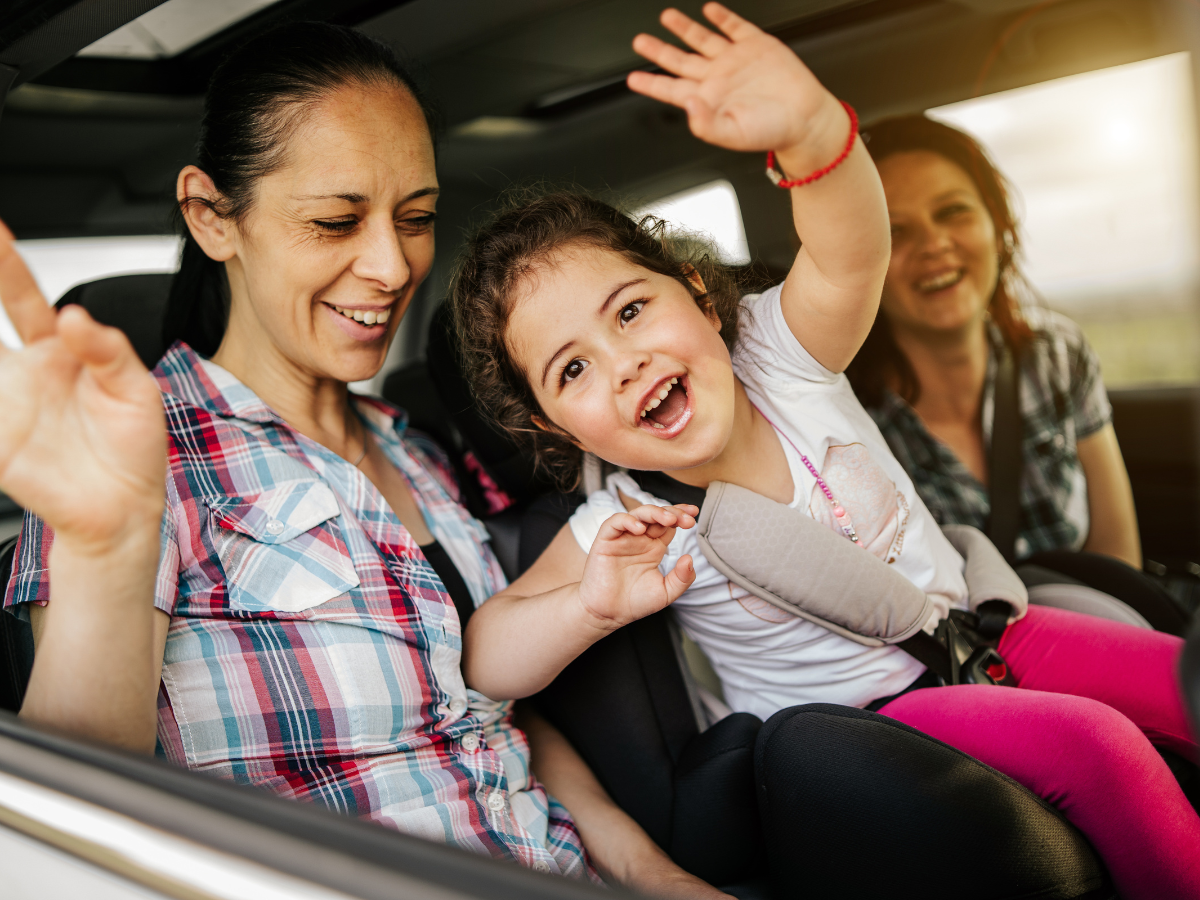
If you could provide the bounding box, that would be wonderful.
[632,179,752,265]
[928,52,1200,388]
[0,236,181,349]
[79,0,282,59]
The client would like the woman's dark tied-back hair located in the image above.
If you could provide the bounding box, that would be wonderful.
[163,22,437,357]
[450,190,753,488]
[846,114,1034,407]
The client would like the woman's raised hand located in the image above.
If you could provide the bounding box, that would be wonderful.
[627,4,845,161]
[0,220,166,555]
[576,503,697,628]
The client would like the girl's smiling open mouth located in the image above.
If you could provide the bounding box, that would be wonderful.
[637,374,693,437]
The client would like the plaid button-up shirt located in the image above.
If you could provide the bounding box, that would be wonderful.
[863,310,1111,560]
[5,342,596,879]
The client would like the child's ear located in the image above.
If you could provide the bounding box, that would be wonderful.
[531,414,588,452]
[681,263,707,295]
[681,264,721,333]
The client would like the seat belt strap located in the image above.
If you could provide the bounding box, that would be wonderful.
[987,341,1023,564]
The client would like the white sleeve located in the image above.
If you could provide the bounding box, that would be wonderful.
[736,283,839,387]
[567,489,626,554]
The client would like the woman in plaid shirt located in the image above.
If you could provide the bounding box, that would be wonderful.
[0,21,728,900]
[846,115,1142,567]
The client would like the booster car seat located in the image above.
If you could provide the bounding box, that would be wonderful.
[417,302,1115,899]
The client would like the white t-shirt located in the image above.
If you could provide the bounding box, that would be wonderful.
[568,284,969,720]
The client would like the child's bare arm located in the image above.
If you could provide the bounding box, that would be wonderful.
[628,3,890,373]
[462,504,697,700]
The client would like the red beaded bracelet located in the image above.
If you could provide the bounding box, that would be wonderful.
[766,100,859,189]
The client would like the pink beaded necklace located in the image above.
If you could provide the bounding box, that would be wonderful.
[752,403,861,545]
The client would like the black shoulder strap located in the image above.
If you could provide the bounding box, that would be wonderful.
[987,342,1023,563]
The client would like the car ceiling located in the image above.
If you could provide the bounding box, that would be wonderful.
[0,0,1190,355]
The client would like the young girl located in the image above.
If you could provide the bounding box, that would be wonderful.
[451,5,1200,897]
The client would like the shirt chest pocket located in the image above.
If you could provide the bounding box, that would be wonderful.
[204,481,360,614]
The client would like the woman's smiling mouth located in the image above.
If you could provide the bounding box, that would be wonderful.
[331,304,392,326]
[915,268,966,294]
[324,301,394,341]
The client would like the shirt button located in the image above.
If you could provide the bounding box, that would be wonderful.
[449,697,467,716]
[265,520,285,535]
[460,732,480,752]
[533,861,551,874]
[1052,433,1065,449]
[487,791,506,812]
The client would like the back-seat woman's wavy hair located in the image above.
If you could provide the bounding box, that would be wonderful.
[163,22,436,357]
[846,114,1033,407]
[450,190,757,488]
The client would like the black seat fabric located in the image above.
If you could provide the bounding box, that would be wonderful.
[422,303,559,503]
[535,608,764,887]
[56,272,175,370]
[756,705,1112,900]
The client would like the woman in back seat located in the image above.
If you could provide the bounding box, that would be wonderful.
[0,21,727,899]
[846,115,1143,570]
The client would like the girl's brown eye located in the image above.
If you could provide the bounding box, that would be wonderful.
[619,300,645,324]
[562,359,588,384]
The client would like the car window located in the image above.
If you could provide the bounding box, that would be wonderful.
[631,179,752,265]
[0,235,181,349]
[78,0,284,59]
[929,52,1200,389]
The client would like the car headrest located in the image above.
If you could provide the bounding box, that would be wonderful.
[424,302,559,502]
[56,273,174,370]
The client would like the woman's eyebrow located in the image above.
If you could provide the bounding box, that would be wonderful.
[294,192,369,202]
[933,188,974,202]
[291,187,440,203]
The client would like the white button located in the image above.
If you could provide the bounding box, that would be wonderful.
[487,791,506,812]
[449,698,467,716]
[1052,433,1065,449]
[533,861,551,874]
[460,732,480,752]
[265,520,285,535]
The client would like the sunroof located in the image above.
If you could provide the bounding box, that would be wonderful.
[76,0,283,59]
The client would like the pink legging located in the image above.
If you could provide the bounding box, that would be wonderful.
[879,605,1200,900]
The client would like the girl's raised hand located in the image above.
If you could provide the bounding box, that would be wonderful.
[0,220,166,556]
[576,503,697,628]
[628,4,845,165]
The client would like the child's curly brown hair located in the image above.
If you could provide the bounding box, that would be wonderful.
[449,189,756,489]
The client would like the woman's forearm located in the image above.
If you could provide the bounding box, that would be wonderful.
[22,528,167,753]
[1077,426,1142,569]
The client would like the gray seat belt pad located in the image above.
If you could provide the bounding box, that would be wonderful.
[941,524,1028,616]
[695,481,1027,648]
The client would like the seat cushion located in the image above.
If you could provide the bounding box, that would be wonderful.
[756,704,1111,900]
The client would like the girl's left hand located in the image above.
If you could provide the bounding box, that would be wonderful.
[628,3,844,161]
